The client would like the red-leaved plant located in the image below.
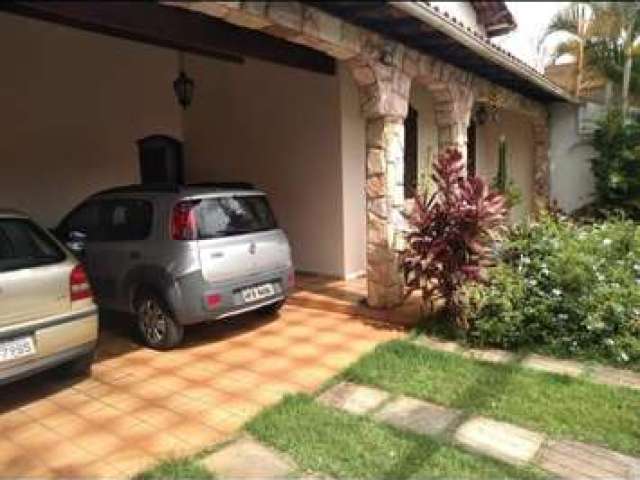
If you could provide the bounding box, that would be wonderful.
[402,147,507,328]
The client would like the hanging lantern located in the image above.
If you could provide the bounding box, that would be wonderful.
[173,52,194,109]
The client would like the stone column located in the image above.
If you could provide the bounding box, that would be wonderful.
[434,85,474,167]
[532,118,551,212]
[350,57,412,309]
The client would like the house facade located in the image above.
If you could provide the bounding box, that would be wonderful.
[0,2,572,309]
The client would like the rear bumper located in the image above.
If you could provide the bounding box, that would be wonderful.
[172,267,292,325]
[0,307,98,385]
[0,342,95,386]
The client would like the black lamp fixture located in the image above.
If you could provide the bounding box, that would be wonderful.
[173,52,194,109]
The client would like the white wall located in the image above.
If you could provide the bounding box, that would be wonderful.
[0,13,372,279]
[338,64,366,278]
[549,102,596,212]
[410,86,438,194]
[0,13,182,227]
[476,110,535,221]
[184,54,347,277]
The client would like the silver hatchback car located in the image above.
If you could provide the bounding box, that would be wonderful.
[54,184,294,350]
[0,210,98,385]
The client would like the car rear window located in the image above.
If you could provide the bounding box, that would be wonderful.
[196,195,277,239]
[0,218,66,272]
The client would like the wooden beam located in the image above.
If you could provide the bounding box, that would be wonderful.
[0,1,336,75]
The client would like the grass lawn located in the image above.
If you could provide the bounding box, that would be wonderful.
[247,394,544,480]
[341,340,640,456]
[135,457,213,480]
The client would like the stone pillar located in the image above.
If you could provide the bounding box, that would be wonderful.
[365,117,406,308]
[349,56,412,308]
[434,85,474,167]
[532,118,551,212]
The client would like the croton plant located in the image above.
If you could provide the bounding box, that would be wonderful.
[401,147,507,328]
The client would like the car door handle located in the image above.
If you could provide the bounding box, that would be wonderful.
[129,251,141,260]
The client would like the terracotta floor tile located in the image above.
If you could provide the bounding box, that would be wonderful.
[170,423,226,448]
[1,455,50,478]
[37,441,97,471]
[101,392,147,413]
[76,459,124,478]
[12,427,60,451]
[0,440,25,464]
[0,277,401,478]
[198,409,245,433]
[10,421,51,445]
[73,431,122,456]
[103,447,156,475]
[18,399,60,419]
[52,417,95,437]
[138,431,192,458]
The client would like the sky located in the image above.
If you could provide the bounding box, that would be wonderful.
[493,2,570,72]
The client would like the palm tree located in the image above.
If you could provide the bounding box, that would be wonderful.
[540,2,597,97]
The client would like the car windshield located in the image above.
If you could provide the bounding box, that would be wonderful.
[0,218,66,272]
[196,195,277,239]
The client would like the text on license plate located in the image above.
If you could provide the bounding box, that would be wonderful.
[242,283,275,303]
[0,336,36,363]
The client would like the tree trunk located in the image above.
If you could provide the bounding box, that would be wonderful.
[622,53,633,118]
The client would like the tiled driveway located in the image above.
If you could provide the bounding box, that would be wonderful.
[0,276,404,477]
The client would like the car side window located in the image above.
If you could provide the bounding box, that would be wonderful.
[0,218,65,272]
[100,199,153,242]
[62,201,101,241]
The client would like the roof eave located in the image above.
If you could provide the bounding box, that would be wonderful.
[391,1,576,103]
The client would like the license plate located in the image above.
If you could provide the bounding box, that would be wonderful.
[242,283,275,303]
[0,336,36,363]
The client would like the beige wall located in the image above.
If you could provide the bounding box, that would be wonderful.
[0,13,182,227]
[338,64,366,278]
[476,110,535,221]
[184,54,348,277]
[0,13,377,279]
[409,85,438,195]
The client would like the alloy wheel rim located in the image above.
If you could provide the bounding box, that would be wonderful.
[141,299,167,344]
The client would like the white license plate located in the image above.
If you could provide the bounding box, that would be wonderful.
[0,336,36,363]
[242,283,275,303]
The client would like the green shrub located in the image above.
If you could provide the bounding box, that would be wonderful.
[590,109,640,203]
[465,214,640,368]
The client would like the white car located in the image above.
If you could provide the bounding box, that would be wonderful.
[0,210,98,385]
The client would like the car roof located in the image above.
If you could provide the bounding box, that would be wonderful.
[90,183,265,199]
[0,209,29,219]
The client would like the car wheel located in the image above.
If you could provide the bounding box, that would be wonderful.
[257,299,286,316]
[136,292,184,350]
[60,350,94,378]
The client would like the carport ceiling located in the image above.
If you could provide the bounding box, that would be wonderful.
[308,1,563,103]
[0,1,336,76]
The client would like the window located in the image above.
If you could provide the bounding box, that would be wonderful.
[196,195,277,240]
[60,201,101,241]
[404,105,419,198]
[100,200,153,242]
[0,219,65,272]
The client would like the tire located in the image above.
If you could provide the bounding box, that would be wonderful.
[135,291,184,350]
[256,299,286,316]
[60,350,94,378]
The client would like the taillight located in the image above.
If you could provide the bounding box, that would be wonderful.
[70,264,92,302]
[205,293,221,309]
[171,200,200,240]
